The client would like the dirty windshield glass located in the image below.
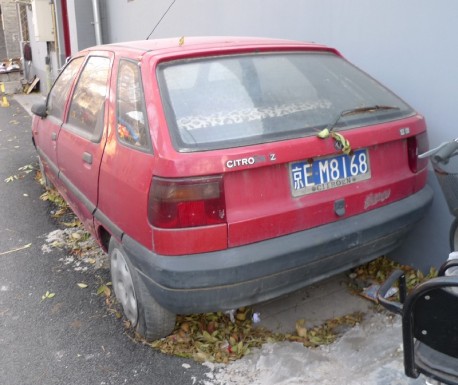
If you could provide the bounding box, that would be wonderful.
[158,52,413,152]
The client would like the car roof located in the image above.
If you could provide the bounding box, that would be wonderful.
[85,36,336,57]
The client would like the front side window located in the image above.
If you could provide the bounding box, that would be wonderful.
[116,59,150,149]
[47,57,84,121]
[67,56,110,140]
[158,52,414,152]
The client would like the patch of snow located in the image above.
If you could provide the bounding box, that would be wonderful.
[201,313,426,385]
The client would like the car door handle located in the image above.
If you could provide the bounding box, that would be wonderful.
[82,152,93,165]
[51,132,57,141]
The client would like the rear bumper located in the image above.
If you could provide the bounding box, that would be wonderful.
[123,185,433,314]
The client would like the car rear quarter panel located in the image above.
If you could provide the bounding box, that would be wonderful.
[98,132,156,248]
[96,55,155,249]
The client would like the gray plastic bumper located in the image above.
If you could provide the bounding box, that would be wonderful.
[123,185,433,314]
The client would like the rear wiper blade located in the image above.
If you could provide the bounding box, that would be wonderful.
[328,105,400,133]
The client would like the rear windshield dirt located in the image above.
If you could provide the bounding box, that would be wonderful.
[158,52,414,152]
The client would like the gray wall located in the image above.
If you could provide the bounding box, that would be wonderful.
[67,0,97,54]
[101,0,458,151]
[86,1,458,269]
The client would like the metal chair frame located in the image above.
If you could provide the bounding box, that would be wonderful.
[377,260,458,385]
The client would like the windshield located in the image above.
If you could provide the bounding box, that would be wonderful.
[158,52,414,152]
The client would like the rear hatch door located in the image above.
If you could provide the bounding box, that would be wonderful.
[157,49,428,248]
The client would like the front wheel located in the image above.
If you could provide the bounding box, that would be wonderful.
[449,218,458,252]
[109,238,176,341]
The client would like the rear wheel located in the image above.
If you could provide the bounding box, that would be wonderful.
[109,238,176,341]
[450,218,458,252]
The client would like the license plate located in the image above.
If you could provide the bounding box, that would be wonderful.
[290,149,371,196]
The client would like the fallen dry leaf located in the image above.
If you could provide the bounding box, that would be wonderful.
[295,319,307,338]
[0,243,32,256]
[41,291,55,301]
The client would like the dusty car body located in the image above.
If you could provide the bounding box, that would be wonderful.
[31,37,433,340]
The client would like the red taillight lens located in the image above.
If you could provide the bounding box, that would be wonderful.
[148,175,226,229]
[407,132,429,173]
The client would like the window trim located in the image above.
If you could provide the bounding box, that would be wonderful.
[46,56,85,123]
[64,54,111,143]
[157,52,415,153]
[115,58,153,153]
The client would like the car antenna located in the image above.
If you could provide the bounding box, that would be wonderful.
[146,0,177,40]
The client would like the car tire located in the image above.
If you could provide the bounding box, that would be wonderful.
[109,238,176,341]
[450,218,458,252]
[38,155,53,189]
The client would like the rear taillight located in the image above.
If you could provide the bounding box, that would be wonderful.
[408,132,429,173]
[148,175,226,229]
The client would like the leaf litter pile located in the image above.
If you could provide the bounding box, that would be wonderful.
[347,256,438,294]
[39,185,105,268]
[35,169,438,364]
[149,309,364,363]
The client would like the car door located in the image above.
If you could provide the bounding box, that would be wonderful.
[32,57,84,184]
[56,52,113,232]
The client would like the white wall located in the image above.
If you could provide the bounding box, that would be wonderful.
[103,0,458,269]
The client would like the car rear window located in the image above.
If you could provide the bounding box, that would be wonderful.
[158,52,414,152]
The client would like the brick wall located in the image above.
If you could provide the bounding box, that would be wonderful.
[0,8,6,60]
[0,0,21,59]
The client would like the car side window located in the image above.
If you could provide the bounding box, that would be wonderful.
[47,57,84,121]
[67,56,110,141]
[116,60,150,149]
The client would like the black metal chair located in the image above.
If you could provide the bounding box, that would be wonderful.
[377,260,458,385]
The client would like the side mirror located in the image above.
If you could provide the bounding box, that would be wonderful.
[31,102,48,118]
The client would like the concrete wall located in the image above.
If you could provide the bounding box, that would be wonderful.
[26,4,48,94]
[27,0,100,94]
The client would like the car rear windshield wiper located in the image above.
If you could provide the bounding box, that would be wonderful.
[327,105,400,133]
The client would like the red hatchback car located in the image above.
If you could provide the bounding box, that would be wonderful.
[32,37,432,340]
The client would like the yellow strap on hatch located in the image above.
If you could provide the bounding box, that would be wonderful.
[317,128,352,155]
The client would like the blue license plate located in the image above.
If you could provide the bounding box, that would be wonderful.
[290,149,371,196]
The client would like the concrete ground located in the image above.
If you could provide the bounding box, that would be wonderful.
[253,274,372,333]
[14,91,45,113]
[12,92,430,385]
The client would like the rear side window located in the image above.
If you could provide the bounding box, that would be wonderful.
[116,59,150,150]
[67,56,110,141]
[158,52,414,152]
[47,57,84,121]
